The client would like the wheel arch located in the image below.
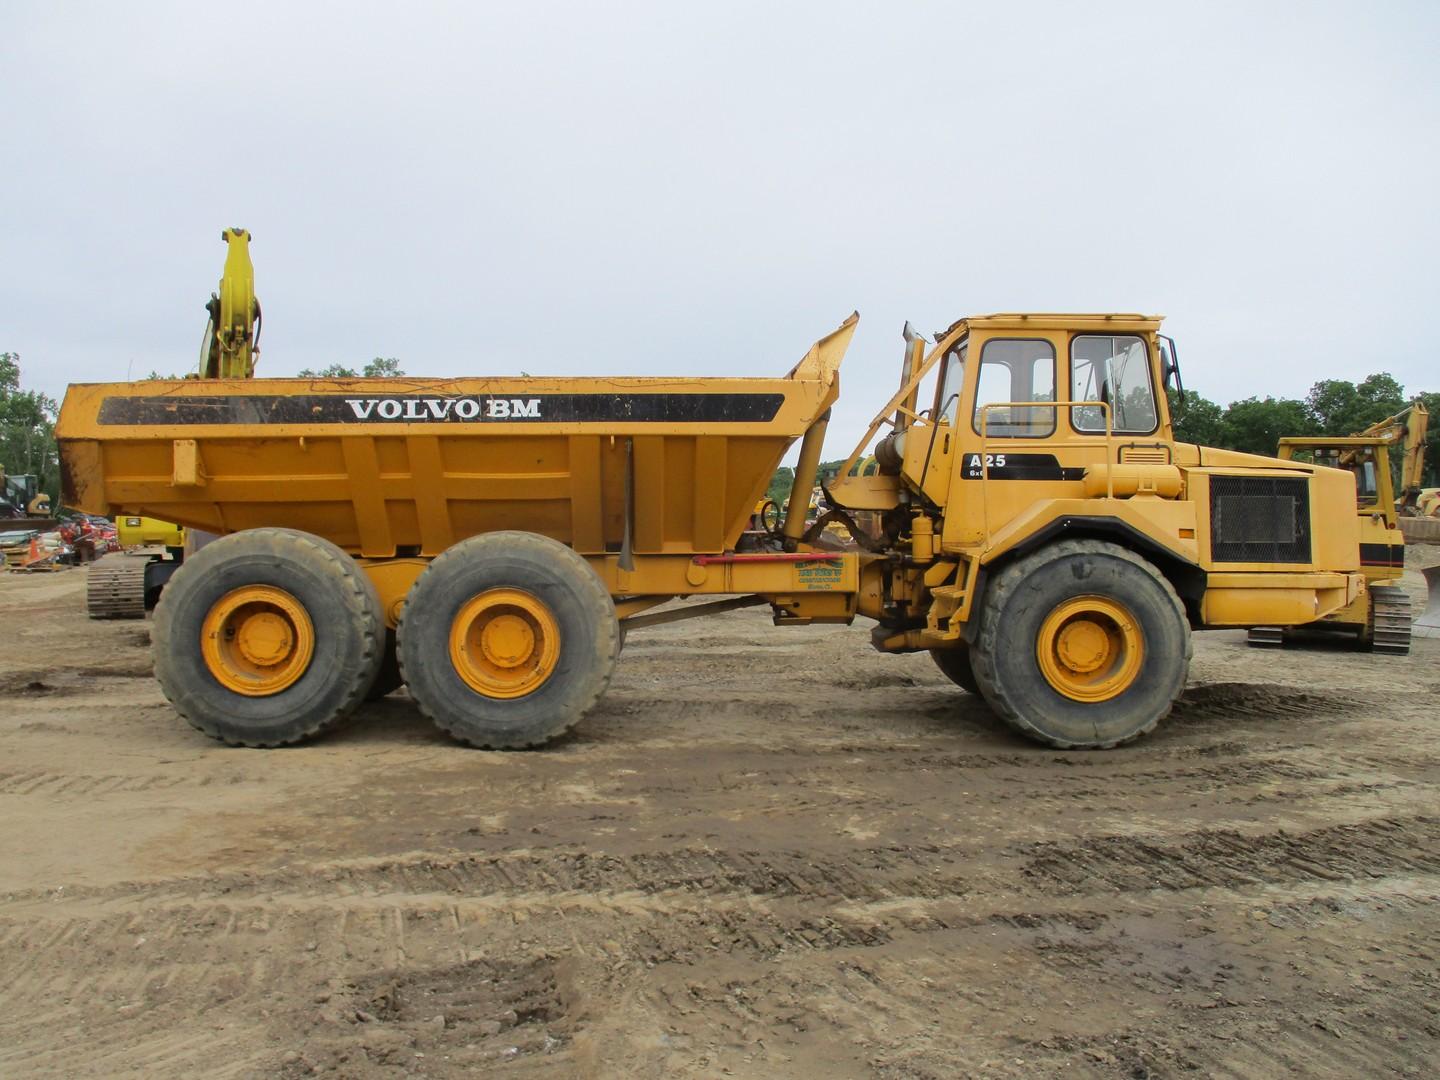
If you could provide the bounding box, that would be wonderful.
[977,516,1207,627]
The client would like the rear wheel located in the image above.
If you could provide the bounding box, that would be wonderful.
[930,646,979,694]
[398,531,619,748]
[970,539,1190,749]
[152,528,384,746]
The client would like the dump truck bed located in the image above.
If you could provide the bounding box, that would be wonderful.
[56,320,851,559]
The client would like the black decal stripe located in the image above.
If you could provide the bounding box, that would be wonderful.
[1359,542,1406,567]
[960,453,1085,481]
[96,393,786,426]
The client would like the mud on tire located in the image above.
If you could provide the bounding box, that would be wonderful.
[152,528,385,747]
[969,539,1191,749]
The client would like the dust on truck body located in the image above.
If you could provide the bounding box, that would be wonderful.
[56,312,1365,751]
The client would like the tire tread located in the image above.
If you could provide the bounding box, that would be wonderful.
[970,539,1191,750]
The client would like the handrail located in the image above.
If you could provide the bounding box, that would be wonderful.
[979,400,1112,546]
[835,336,952,481]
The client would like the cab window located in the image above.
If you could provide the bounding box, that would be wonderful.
[936,339,968,423]
[1071,335,1158,433]
[971,339,1056,437]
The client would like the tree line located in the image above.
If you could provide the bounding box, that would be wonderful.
[1168,374,1437,479]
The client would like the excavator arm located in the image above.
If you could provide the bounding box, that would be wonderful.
[1397,400,1428,507]
[1353,400,1429,510]
[199,227,260,379]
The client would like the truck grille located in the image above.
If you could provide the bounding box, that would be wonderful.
[1209,475,1311,563]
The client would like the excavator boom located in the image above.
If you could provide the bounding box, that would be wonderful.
[200,227,260,379]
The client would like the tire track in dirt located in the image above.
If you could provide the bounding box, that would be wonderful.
[1019,815,1440,895]
[0,769,197,796]
[8,813,1438,920]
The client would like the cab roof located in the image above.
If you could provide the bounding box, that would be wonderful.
[943,313,1165,336]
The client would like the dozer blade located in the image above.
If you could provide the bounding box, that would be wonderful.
[1416,565,1440,639]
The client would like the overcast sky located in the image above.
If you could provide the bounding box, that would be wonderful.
[3,1,1437,453]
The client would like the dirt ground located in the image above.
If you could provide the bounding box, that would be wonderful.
[1,551,1438,1079]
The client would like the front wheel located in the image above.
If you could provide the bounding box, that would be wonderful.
[969,540,1190,749]
[398,531,620,748]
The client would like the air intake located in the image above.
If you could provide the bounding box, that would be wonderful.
[1209,475,1311,563]
[1119,444,1171,465]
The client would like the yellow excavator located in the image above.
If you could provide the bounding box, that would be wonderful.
[86,228,255,617]
[1249,399,1433,650]
[0,468,55,529]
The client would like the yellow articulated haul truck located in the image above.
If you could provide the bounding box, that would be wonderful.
[56,312,1367,750]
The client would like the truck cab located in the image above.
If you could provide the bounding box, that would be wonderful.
[826,313,1370,748]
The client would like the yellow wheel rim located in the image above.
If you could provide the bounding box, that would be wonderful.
[201,585,315,696]
[1035,595,1144,703]
[449,588,560,699]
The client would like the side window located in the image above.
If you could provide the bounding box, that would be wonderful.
[971,339,1056,437]
[936,340,968,423]
[1071,335,1158,433]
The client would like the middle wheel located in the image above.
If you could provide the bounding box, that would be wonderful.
[397,531,620,748]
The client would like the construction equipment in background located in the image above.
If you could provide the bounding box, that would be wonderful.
[58,301,1381,752]
[0,468,57,530]
[1247,400,1430,652]
[1363,399,1440,543]
[86,516,186,618]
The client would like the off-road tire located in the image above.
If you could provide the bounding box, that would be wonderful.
[152,528,385,747]
[397,531,620,749]
[930,646,980,694]
[366,630,405,700]
[970,539,1191,749]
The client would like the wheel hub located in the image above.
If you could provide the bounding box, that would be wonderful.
[481,613,536,667]
[449,588,560,699]
[1036,595,1143,703]
[202,585,315,696]
[1056,619,1110,674]
[236,610,294,666]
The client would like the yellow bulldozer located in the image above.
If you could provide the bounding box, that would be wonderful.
[1244,400,1429,651]
[54,236,1392,751]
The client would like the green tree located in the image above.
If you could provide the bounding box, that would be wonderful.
[1166,389,1224,446]
[765,466,794,503]
[1218,395,1315,457]
[363,357,403,378]
[298,357,405,378]
[1304,373,1406,435]
[0,352,61,503]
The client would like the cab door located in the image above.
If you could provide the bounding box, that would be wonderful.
[942,333,1070,547]
[941,330,1168,549]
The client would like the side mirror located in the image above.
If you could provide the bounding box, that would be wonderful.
[1159,335,1185,405]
